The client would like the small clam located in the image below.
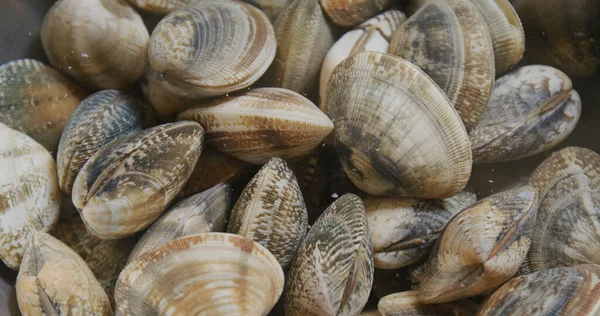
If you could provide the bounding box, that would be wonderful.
[389,0,495,130]
[0,59,86,151]
[243,0,295,22]
[479,264,600,315]
[128,183,232,262]
[327,52,472,198]
[228,158,307,268]
[319,0,393,28]
[41,0,149,89]
[127,0,196,14]
[16,231,112,315]
[148,0,275,99]
[286,194,373,315]
[115,233,284,315]
[0,123,61,269]
[378,291,478,316]
[289,148,328,223]
[525,147,600,271]
[418,187,538,303]
[366,190,477,269]
[178,87,333,165]
[72,121,204,239]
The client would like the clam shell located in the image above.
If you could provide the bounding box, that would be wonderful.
[389,0,495,130]
[319,0,393,28]
[115,233,284,315]
[378,291,478,316]
[243,0,295,21]
[286,194,373,315]
[479,264,600,315]
[366,190,476,269]
[72,121,204,239]
[327,51,472,198]
[525,147,600,272]
[470,66,582,164]
[0,59,86,151]
[148,0,276,99]
[141,67,198,121]
[57,90,148,195]
[41,0,149,89]
[228,158,307,268]
[128,183,232,263]
[418,187,538,303]
[16,231,112,316]
[0,123,61,269]
[360,310,382,316]
[127,0,196,14]
[177,87,333,165]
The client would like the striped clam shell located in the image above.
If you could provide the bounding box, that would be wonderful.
[378,291,478,316]
[319,0,394,28]
[127,0,197,14]
[242,0,295,22]
[141,67,198,121]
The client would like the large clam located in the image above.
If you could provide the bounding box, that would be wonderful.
[378,291,478,316]
[319,0,393,28]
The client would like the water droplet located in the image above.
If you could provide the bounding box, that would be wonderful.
[488,180,494,183]
[331,193,339,198]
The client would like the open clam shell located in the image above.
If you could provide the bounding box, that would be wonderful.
[378,291,478,316]
[319,0,393,28]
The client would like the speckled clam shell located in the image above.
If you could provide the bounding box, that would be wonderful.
[389,0,495,130]
[115,233,284,315]
[178,87,333,165]
[418,187,538,303]
[148,0,275,99]
[57,90,147,195]
[470,65,582,164]
[286,194,373,315]
[127,0,196,14]
[327,52,472,198]
[319,0,394,28]
[524,147,600,272]
[378,291,478,316]
[366,190,476,269]
[479,264,600,315]
[243,0,295,22]
[42,0,149,89]
[0,123,61,270]
[288,148,328,223]
[0,59,86,151]
[16,231,112,316]
[128,183,232,263]
[141,67,198,121]
[228,158,307,268]
[320,10,407,111]
[72,121,204,239]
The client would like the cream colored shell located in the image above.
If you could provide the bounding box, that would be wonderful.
[319,0,394,28]
[127,0,196,14]
[243,0,295,21]
[378,291,478,316]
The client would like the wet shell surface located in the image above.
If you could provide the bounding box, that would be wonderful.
[525,147,600,272]
[227,158,307,268]
[327,52,472,198]
[0,123,61,270]
[57,89,147,195]
[286,194,373,315]
[0,59,86,151]
[128,183,232,263]
[470,65,582,164]
[378,291,478,316]
[127,0,196,14]
[115,233,284,315]
[319,0,393,28]
[389,0,495,131]
[41,0,149,89]
[366,190,477,269]
[148,0,276,99]
[418,187,538,303]
[479,264,600,315]
[16,231,112,316]
[72,121,204,239]
[178,87,333,165]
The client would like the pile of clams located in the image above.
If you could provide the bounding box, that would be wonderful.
[0,0,599,315]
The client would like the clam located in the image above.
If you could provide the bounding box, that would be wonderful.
[72,121,204,239]
[41,0,149,89]
[148,0,275,99]
[127,0,196,14]
[366,190,477,269]
[228,157,307,268]
[320,10,407,111]
[0,123,61,269]
[57,90,149,195]
[178,87,333,165]
[479,264,600,315]
[327,51,472,198]
[418,187,538,303]
[16,231,112,316]
[525,147,600,272]
[0,59,86,151]
[378,291,478,316]
[128,183,232,262]
[470,65,582,164]
[319,0,393,28]
[286,194,373,315]
[407,261,428,290]
[141,67,198,121]
[115,233,284,315]
[289,148,328,223]
[243,0,295,22]
[265,0,335,98]
[389,0,495,130]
